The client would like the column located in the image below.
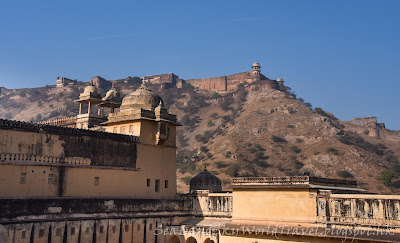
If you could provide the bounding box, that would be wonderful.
[79,103,82,115]
[88,102,92,114]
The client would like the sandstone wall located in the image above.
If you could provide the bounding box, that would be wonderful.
[342,118,400,142]
[186,71,272,92]
[186,76,227,91]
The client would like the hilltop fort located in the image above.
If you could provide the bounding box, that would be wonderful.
[56,62,283,93]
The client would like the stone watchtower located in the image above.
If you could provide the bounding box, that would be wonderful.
[252,62,261,75]
[251,62,262,82]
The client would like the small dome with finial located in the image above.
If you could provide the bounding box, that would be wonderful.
[277,77,284,82]
[120,78,164,111]
[83,77,99,95]
[103,82,122,103]
[190,167,222,193]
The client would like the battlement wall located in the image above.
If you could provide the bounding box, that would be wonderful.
[342,121,400,142]
[186,71,266,92]
[0,119,138,168]
[352,116,378,125]
[142,73,179,85]
[56,77,77,88]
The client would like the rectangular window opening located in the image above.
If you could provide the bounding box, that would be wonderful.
[39,229,45,238]
[48,174,53,184]
[147,179,150,187]
[165,180,168,189]
[155,179,160,192]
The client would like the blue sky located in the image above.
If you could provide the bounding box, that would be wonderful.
[0,1,399,129]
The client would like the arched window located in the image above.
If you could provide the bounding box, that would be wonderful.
[169,235,181,243]
[186,237,197,243]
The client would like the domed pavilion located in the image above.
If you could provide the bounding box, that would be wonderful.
[190,168,222,193]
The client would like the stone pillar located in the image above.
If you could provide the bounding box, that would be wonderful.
[79,103,82,115]
[88,102,92,114]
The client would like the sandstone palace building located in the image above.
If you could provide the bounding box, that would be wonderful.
[0,63,399,242]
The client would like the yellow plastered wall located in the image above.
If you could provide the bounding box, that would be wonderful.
[105,119,177,147]
[0,144,177,199]
[62,145,176,198]
[104,121,141,137]
[0,164,59,197]
[0,130,64,157]
[232,189,318,223]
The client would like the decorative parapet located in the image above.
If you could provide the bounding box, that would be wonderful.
[206,193,233,217]
[38,116,77,127]
[0,153,91,165]
[317,194,400,227]
[0,119,138,143]
[181,192,233,218]
[232,176,358,188]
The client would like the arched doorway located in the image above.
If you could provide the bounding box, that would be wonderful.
[204,238,215,243]
[169,235,181,243]
[186,236,198,243]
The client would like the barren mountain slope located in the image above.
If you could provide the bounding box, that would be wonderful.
[171,88,399,194]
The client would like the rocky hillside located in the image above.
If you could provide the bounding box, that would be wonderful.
[1,77,399,194]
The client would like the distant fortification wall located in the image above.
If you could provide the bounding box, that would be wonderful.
[342,117,400,142]
[56,77,77,88]
[186,71,268,92]
[142,73,180,89]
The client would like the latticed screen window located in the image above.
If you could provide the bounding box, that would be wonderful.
[120,126,126,134]
[129,125,133,134]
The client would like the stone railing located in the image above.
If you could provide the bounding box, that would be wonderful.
[317,194,400,227]
[181,193,233,218]
[206,193,233,217]
[233,176,357,188]
[0,153,91,165]
[38,116,77,127]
